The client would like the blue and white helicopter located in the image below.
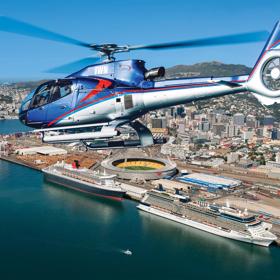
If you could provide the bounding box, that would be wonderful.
[1,17,280,149]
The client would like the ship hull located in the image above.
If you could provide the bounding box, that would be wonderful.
[43,170,126,201]
[137,204,275,247]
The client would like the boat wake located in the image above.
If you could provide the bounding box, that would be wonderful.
[120,249,132,256]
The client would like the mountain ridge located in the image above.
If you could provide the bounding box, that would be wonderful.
[165,61,252,78]
[4,61,253,88]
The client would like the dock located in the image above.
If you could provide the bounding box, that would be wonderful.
[0,153,148,201]
[121,182,147,200]
[0,155,41,171]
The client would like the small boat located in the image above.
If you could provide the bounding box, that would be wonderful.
[123,249,132,256]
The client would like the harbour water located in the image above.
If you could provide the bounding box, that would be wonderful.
[0,119,31,134]
[1,120,280,279]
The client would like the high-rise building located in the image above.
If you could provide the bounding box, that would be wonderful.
[198,121,210,132]
[256,128,264,137]
[271,128,280,140]
[176,106,185,117]
[233,113,245,126]
[212,124,225,136]
[207,112,216,125]
[178,119,186,134]
[246,115,257,128]
[167,107,175,117]
[225,124,238,138]
[262,115,275,126]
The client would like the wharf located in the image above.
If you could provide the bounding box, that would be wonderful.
[0,154,147,201]
[120,182,147,200]
[0,155,41,171]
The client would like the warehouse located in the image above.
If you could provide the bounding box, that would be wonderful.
[151,179,193,192]
[177,173,241,190]
[16,146,67,156]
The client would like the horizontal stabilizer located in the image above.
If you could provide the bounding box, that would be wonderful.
[207,79,243,88]
[216,80,243,88]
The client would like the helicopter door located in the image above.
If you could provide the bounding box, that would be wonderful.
[45,80,75,125]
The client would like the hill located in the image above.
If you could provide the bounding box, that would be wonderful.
[166,61,252,78]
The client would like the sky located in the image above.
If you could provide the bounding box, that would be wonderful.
[0,0,279,81]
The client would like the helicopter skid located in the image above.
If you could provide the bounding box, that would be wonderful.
[40,120,161,150]
[82,138,165,150]
[41,124,118,143]
[82,120,160,150]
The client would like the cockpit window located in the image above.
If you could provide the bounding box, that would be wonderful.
[31,84,52,108]
[50,81,73,102]
[30,80,73,109]
[21,100,31,112]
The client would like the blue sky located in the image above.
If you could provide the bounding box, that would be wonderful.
[0,0,279,81]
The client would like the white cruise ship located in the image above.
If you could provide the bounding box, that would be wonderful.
[43,161,126,200]
[137,189,277,247]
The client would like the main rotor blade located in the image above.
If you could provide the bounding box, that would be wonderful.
[128,31,269,51]
[46,56,102,73]
[0,16,91,48]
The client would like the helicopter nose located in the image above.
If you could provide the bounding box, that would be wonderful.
[19,111,27,125]
[19,90,34,125]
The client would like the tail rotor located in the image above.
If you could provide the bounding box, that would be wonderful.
[246,21,280,104]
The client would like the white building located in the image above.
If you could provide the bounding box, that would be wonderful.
[227,152,239,164]
[16,146,67,156]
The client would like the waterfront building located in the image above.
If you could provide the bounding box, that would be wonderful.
[177,173,241,190]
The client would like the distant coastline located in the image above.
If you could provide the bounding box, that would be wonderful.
[0,116,19,120]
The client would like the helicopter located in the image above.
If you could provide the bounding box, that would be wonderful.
[1,16,280,149]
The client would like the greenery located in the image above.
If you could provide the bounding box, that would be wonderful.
[267,102,280,120]
[166,61,252,78]
[123,166,156,171]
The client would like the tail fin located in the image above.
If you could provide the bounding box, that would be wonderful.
[247,21,280,105]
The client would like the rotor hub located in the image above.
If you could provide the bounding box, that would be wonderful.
[90,43,129,59]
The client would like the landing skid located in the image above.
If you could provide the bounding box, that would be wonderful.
[82,138,165,150]
[38,120,166,150]
[82,120,165,150]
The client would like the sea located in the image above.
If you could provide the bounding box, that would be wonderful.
[0,120,280,280]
